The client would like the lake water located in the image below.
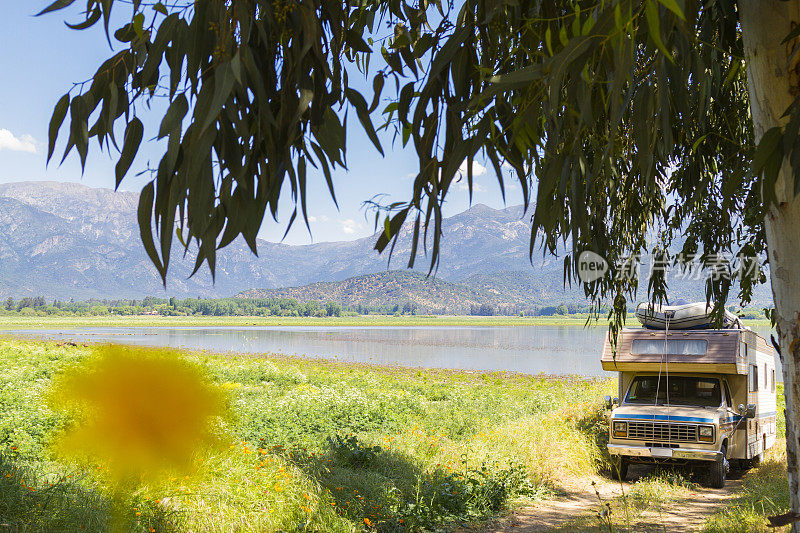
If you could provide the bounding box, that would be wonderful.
[6,324,777,378]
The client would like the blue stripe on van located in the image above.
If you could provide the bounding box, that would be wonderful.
[613,413,715,424]
[721,410,777,423]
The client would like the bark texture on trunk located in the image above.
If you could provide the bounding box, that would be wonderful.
[740,1,800,528]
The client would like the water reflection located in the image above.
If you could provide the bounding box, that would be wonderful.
[8,324,777,378]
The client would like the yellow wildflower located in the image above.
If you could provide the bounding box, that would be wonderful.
[48,345,229,483]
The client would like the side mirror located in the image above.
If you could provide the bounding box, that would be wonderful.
[604,395,612,410]
[738,403,757,419]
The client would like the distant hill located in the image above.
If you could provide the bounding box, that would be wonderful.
[237,270,566,314]
[238,271,493,313]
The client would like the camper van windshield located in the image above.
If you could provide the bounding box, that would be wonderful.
[624,376,722,407]
[631,339,708,355]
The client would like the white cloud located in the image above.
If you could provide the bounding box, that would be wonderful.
[340,218,361,235]
[456,160,488,193]
[308,215,318,223]
[0,129,37,153]
[458,182,486,193]
[457,160,487,177]
[320,215,330,222]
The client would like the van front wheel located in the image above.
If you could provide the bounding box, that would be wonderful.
[708,445,729,489]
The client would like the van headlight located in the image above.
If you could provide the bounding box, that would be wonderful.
[613,421,628,438]
[698,425,714,442]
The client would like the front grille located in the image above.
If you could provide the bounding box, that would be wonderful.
[626,422,697,442]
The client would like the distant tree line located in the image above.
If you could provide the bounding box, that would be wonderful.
[0,295,766,319]
[469,303,582,316]
[1,296,344,318]
[1,295,577,318]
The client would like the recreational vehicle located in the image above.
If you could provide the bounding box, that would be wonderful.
[602,305,777,488]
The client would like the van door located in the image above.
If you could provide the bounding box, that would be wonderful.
[723,380,737,457]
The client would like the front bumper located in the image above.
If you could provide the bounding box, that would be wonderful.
[608,444,721,462]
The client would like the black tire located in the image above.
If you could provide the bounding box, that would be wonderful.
[708,445,729,489]
[611,457,629,481]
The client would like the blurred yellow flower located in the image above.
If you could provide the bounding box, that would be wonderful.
[48,345,228,483]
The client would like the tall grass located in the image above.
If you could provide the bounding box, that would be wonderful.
[0,338,614,531]
[628,470,696,510]
[701,443,789,533]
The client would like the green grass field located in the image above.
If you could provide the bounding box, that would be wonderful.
[1,333,787,532]
[0,338,615,532]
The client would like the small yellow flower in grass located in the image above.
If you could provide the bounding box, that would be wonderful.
[364,518,373,527]
[48,345,229,484]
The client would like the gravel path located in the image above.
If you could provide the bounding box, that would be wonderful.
[469,465,744,533]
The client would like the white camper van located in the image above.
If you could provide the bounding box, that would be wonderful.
[602,306,777,488]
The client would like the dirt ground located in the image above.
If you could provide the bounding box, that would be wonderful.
[470,464,744,533]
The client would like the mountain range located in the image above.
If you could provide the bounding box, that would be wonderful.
[0,181,773,309]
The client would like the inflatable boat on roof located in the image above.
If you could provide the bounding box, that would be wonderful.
[636,302,742,330]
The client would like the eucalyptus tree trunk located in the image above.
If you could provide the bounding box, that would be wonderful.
[740,1,800,528]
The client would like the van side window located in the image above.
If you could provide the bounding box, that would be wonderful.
[750,364,759,392]
[723,381,732,407]
[772,369,776,393]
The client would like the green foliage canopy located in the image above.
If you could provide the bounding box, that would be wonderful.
[44,0,790,332]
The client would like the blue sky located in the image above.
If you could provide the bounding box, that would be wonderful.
[0,3,522,245]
